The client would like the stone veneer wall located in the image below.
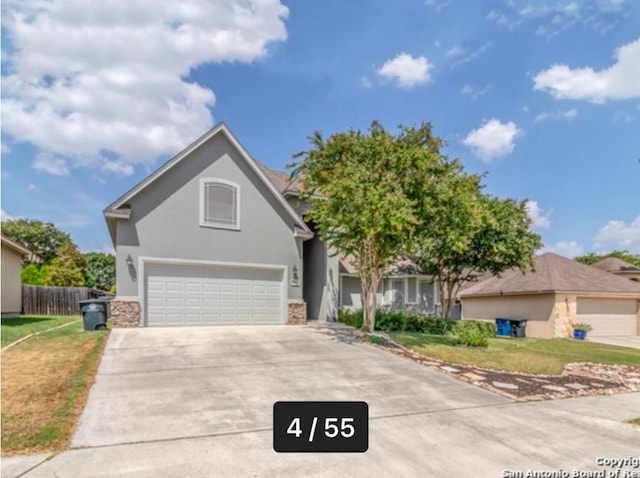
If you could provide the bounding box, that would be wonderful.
[553,293,577,338]
[287,300,307,325]
[110,300,141,328]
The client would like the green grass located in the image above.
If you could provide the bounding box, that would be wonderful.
[390,332,640,375]
[1,321,109,455]
[1,315,80,347]
[628,418,640,426]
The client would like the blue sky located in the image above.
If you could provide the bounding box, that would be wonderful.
[1,0,639,256]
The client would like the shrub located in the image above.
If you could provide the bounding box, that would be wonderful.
[453,327,490,347]
[338,309,364,329]
[453,320,496,338]
[337,308,495,339]
[366,334,386,345]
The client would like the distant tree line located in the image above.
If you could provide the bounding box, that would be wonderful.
[574,251,640,268]
[2,219,115,291]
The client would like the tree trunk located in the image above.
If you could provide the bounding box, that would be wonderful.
[438,269,449,318]
[361,273,380,332]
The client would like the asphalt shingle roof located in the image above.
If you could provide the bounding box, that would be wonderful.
[591,257,640,273]
[460,252,640,297]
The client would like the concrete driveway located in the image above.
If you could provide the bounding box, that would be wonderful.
[588,335,640,349]
[7,325,640,477]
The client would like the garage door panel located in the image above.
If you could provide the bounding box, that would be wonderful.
[145,263,284,326]
[577,298,638,337]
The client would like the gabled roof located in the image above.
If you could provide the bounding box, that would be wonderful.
[460,252,640,298]
[103,123,311,242]
[1,234,33,256]
[591,257,640,274]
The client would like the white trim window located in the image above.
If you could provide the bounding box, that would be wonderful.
[200,178,240,230]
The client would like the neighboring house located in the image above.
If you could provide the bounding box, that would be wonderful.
[1,234,33,318]
[460,252,640,338]
[339,256,439,315]
[104,123,439,328]
[591,257,640,282]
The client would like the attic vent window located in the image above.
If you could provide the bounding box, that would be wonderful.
[200,179,240,230]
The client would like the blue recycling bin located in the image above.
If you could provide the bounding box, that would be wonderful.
[495,318,511,337]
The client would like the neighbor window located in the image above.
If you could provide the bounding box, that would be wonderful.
[200,179,240,229]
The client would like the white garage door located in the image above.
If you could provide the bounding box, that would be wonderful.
[576,298,638,337]
[145,263,284,326]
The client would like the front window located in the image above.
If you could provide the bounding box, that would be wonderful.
[200,179,240,230]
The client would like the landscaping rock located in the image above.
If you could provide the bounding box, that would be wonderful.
[565,383,589,390]
[542,385,568,392]
[492,381,519,390]
[441,366,460,373]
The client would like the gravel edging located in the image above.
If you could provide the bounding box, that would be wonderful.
[347,327,639,401]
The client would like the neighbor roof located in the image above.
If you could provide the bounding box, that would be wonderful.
[460,252,640,298]
[591,257,640,274]
[257,162,303,196]
[103,123,311,243]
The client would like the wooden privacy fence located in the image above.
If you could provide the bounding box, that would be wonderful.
[22,285,112,316]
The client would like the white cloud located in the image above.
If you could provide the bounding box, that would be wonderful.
[460,84,491,101]
[33,153,70,176]
[378,53,432,88]
[1,209,14,221]
[462,119,522,162]
[526,201,552,229]
[486,10,520,29]
[447,45,464,57]
[424,0,452,11]
[541,240,584,258]
[1,0,289,174]
[533,37,640,103]
[490,1,630,38]
[450,41,492,69]
[101,160,134,176]
[593,215,640,253]
[534,108,578,121]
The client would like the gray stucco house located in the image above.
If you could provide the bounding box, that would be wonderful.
[104,123,438,327]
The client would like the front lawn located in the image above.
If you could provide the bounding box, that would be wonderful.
[1,321,109,456]
[390,332,640,375]
[1,315,80,347]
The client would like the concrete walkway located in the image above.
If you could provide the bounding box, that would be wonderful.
[4,326,639,477]
[588,335,640,349]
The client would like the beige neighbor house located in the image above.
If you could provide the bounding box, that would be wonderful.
[460,252,640,339]
[1,234,32,317]
[591,257,640,282]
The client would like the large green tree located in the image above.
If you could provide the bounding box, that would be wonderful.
[83,252,116,291]
[1,219,72,264]
[418,188,542,318]
[574,250,640,268]
[291,121,457,331]
[46,242,86,286]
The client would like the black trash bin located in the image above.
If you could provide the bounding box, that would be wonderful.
[80,299,109,331]
[509,319,527,338]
